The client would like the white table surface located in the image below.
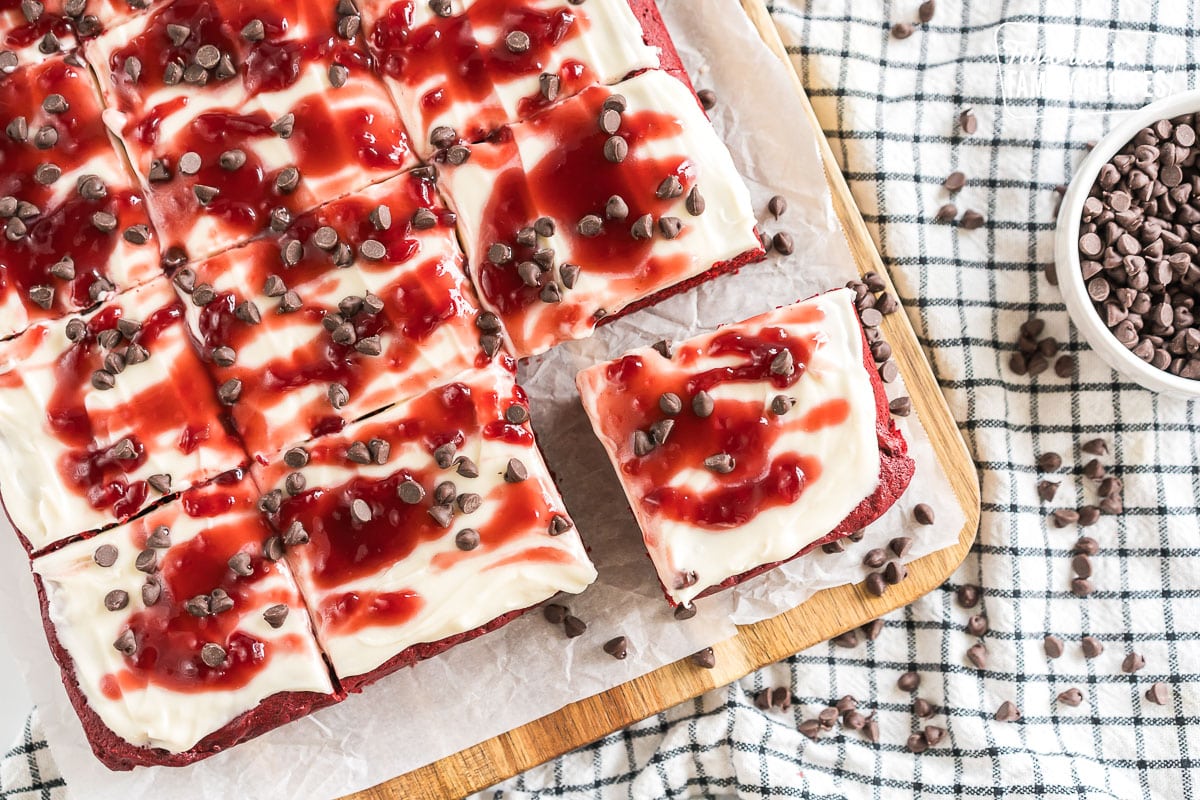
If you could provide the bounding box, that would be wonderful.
[0,643,31,747]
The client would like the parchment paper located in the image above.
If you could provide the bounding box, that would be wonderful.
[0,1,968,797]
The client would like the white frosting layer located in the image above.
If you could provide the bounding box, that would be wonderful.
[359,0,659,154]
[254,361,597,680]
[0,277,247,551]
[88,4,417,260]
[180,173,486,462]
[32,476,334,754]
[576,289,881,605]
[442,69,761,357]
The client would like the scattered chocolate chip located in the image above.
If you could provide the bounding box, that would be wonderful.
[897,671,921,691]
[630,213,653,240]
[602,636,628,659]
[1082,635,1104,658]
[943,171,966,192]
[959,108,978,135]
[1071,577,1094,596]
[862,548,887,569]
[455,528,480,551]
[913,503,935,525]
[1145,682,1171,705]
[960,209,985,229]
[966,642,988,669]
[1044,634,1064,659]
[704,453,735,474]
[966,614,988,636]
[658,216,683,239]
[891,21,913,39]
[134,548,157,574]
[864,572,887,596]
[831,630,859,648]
[956,583,980,608]
[564,614,586,638]
[548,514,572,536]
[913,697,935,718]
[1122,652,1146,673]
[689,647,715,668]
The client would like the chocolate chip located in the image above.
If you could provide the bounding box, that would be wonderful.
[542,603,568,624]
[692,390,714,418]
[897,671,920,691]
[1071,578,1094,597]
[283,520,309,547]
[600,136,628,164]
[454,457,479,479]
[1043,634,1064,658]
[263,535,285,561]
[145,525,170,549]
[500,458,526,483]
[862,548,887,569]
[688,647,715,668]
[652,340,673,359]
[1058,687,1084,707]
[960,209,985,229]
[883,560,908,585]
[328,63,349,88]
[200,642,227,668]
[891,21,913,39]
[955,583,980,608]
[42,93,68,114]
[673,602,698,621]
[285,472,306,496]
[1082,635,1104,658]
[218,378,242,405]
[101,588,129,611]
[576,214,603,238]
[446,144,471,164]
[538,72,559,101]
[697,89,716,110]
[1077,505,1100,526]
[113,629,136,656]
[564,615,586,638]
[704,453,735,474]
[919,0,936,21]
[889,536,913,558]
[602,636,628,659]
[505,30,530,53]
[630,213,653,240]
[685,186,705,216]
[911,502,934,525]
[943,171,966,192]
[260,603,288,629]
[1145,682,1171,705]
[1122,652,1146,673]
[658,217,682,239]
[278,290,303,313]
[148,473,171,494]
[864,572,887,596]
[359,239,386,261]
[228,552,254,577]
[134,548,157,574]
[966,641,988,669]
[965,614,988,636]
[959,108,978,135]
[1037,451,1063,472]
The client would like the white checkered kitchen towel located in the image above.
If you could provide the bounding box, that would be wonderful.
[7,2,1200,799]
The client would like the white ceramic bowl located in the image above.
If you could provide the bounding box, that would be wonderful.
[1055,89,1200,400]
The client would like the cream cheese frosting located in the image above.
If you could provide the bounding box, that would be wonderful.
[576,289,880,605]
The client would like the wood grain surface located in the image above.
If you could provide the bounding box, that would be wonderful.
[346,3,981,798]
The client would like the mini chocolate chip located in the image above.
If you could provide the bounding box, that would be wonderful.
[283,520,309,546]
[548,514,572,536]
[411,207,438,230]
[602,636,628,659]
[967,642,988,669]
[505,404,529,424]
[147,473,171,494]
[658,217,682,239]
[455,528,480,551]
[504,458,528,483]
[1051,508,1079,528]
[456,492,482,514]
[862,548,887,569]
[1044,634,1064,658]
[113,629,136,656]
[434,442,456,468]
[283,471,306,496]
[1082,635,1104,658]
[258,603,288,629]
[218,378,242,405]
[276,166,301,194]
[956,584,980,608]
[577,214,603,237]
[1122,652,1146,673]
[505,29,530,52]
[455,456,479,478]
[564,614,586,638]
[769,349,794,376]
[697,89,716,110]
[228,551,254,577]
[692,390,714,418]
[234,299,261,325]
[913,503,935,525]
[889,396,912,416]
[328,63,349,87]
[1058,688,1084,707]
[42,93,68,114]
[92,211,117,232]
[93,544,119,568]
[685,186,705,215]
[278,290,303,313]
[193,184,219,205]
[960,108,978,135]
[134,548,157,574]
[1071,578,1094,596]
[864,572,887,596]
[630,213,653,240]
[446,144,471,164]
[348,498,372,524]
[1145,682,1171,705]
[345,441,371,464]
[145,525,170,548]
[543,603,567,623]
[359,239,387,261]
[704,453,735,473]
[200,642,227,668]
[960,209,985,229]
[889,536,913,558]
[966,614,989,636]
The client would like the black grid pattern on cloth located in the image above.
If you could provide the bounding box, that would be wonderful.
[6,2,1200,799]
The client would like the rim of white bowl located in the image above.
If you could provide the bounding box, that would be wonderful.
[1055,89,1200,400]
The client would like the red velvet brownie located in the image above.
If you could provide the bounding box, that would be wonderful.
[175,171,491,462]
[357,0,659,155]
[85,0,419,261]
[576,289,915,607]
[439,68,761,357]
[0,276,246,553]
[32,468,339,770]
[0,52,161,339]
[252,359,596,690]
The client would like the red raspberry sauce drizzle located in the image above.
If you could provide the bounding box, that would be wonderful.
[43,298,221,517]
[102,474,304,696]
[272,379,562,634]
[473,87,693,349]
[599,319,852,529]
[0,193,145,321]
[369,0,595,142]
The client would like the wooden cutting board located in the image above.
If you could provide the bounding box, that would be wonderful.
[347,3,981,797]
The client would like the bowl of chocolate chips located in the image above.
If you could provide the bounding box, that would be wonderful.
[1056,90,1200,399]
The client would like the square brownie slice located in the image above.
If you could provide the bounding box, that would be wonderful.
[253,360,596,690]
[175,171,493,462]
[32,468,339,770]
[576,289,915,606]
[86,0,419,261]
[0,3,78,65]
[358,0,659,154]
[439,68,761,357]
[0,276,247,552]
[0,52,161,338]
